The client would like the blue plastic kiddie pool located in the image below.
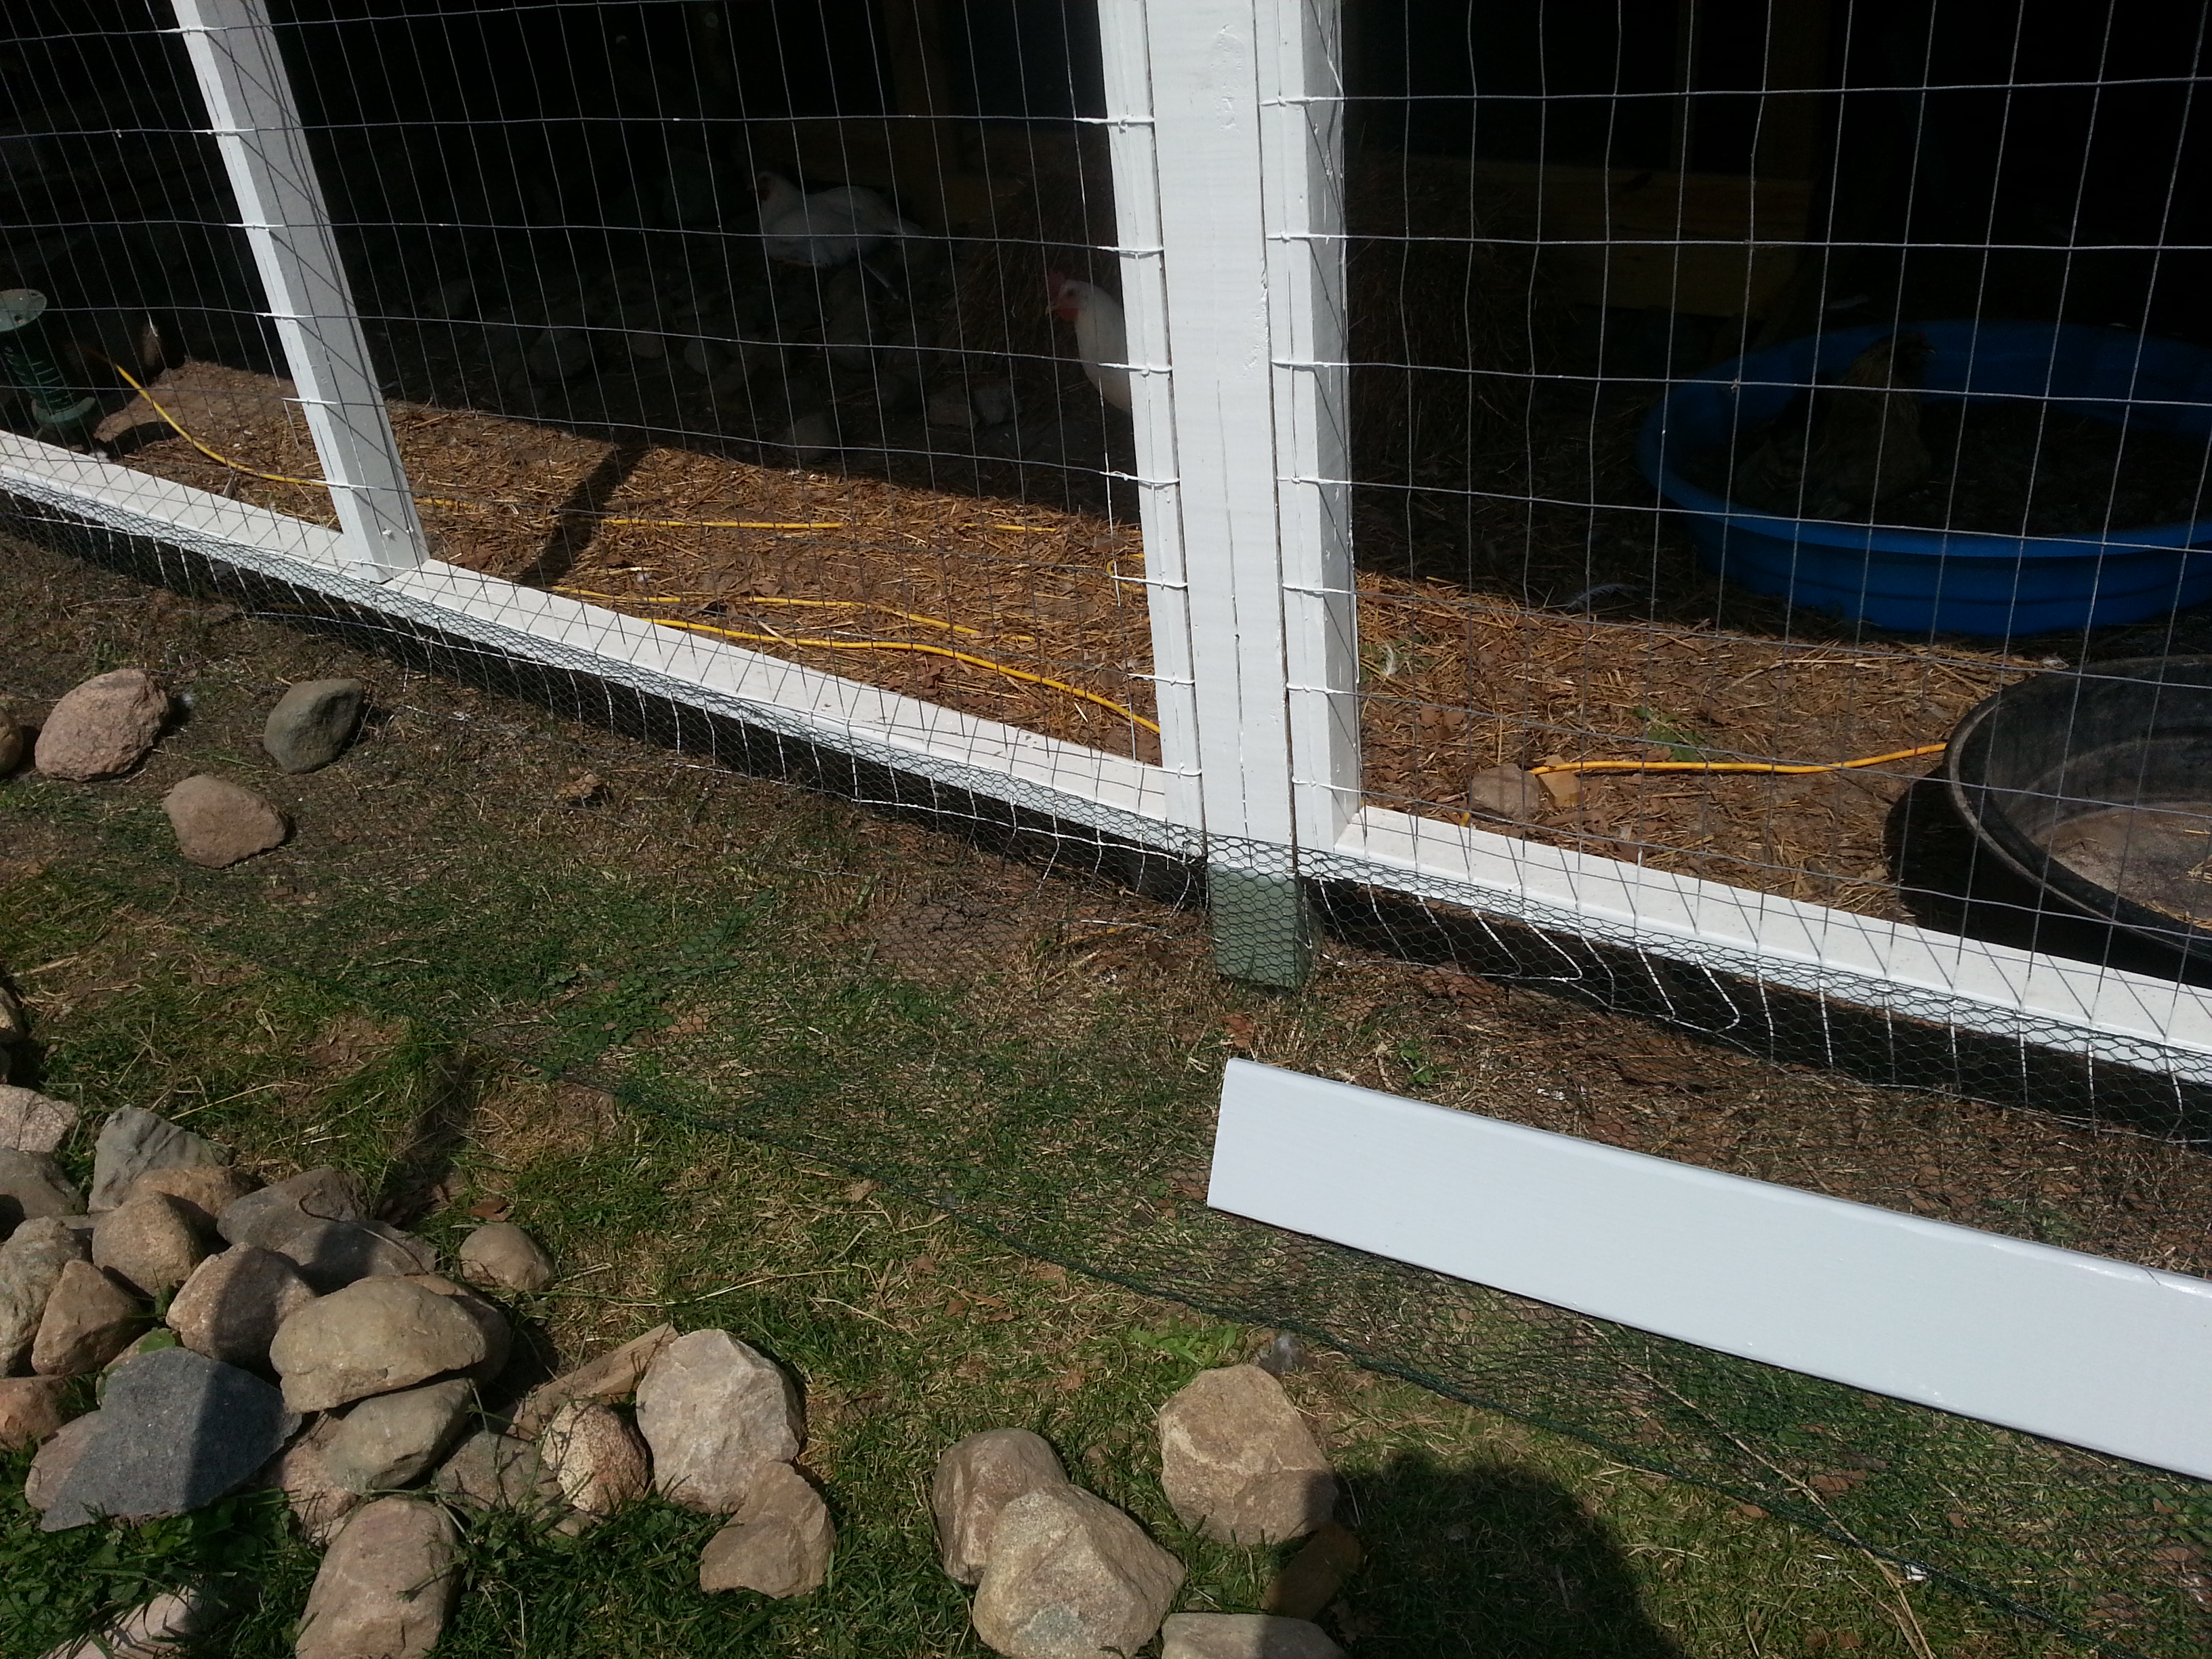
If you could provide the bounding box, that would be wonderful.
[1635,320,2212,636]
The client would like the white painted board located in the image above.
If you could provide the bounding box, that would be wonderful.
[1208,1059,2212,1479]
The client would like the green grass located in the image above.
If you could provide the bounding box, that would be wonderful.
[0,890,2081,1658]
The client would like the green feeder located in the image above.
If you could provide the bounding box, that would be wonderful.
[0,289,98,435]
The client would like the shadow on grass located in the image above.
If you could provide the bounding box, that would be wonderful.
[1343,1450,1685,1657]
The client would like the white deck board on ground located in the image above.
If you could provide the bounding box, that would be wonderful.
[1209,1058,2212,1479]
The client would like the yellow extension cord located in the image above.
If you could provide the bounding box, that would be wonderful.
[91,355,1953,772]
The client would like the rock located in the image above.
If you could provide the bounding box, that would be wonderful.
[24,1410,100,1512]
[274,1217,438,1292]
[510,1322,675,1437]
[971,379,1017,428]
[125,1164,260,1224]
[0,1215,90,1372]
[295,1498,460,1659]
[1157,1366,1336,1545]
[1,1149,83,1231]
[457,1221,554,1292]
[160,775,288,868]
[324,1377,474,1493]
[258,1412,361,1544]
[89,1107,228,1212]
[39,1347,297,1530]
[0,719,22,776]
[92,1193,213,1297]
[34,668,167,781]
[924,388,975,428]
[262,678,365,773]
[540,1400,651,1519]
[32,1260,146,1376]
[430,1429,562,1517]
[780,411,839,463]
[1160,1614,1347,1659]
[626,329,668,360]
[681,337,724,375]
[1254,1333,1307,1377]
[0,981,28,1042]
[1465,764,1546,826]
[403,1273,512,1382]
[218,1166,367,1248]
[0,1374,70,1448]
[269,1276,495,1412]
[527,327,595,382]
[37,1584,223,1659]
[0,1086,77,1154]
[933,1427,1070,1584]
[635,1328,803,1513]
[697,1460,834,1598]
[1262,1520,1363,1620]
[970,1485,1187,1659]
[167,1245,316,1369]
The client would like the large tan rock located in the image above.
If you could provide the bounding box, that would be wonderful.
[295,1498,460,1659]
[457,1221,554,1292]
[92,1192,213,1298]
[269,1276,493,1412]
[0,1150,82,1231]
[540,1401,651,1519]
[403,1274,512,1382]
[0,1216,89,1373]
[0,1087,78,1155]
[429,1429,564,1519]
[323,1378,474,1494]
[697,1460,834,1599]
[510,1322,674,1437]
[36,1584,222,1659]
[0,1374,70,1449]
[1161,1613,1347,1659]
[257,1412,361,1545]
[218,1167,367,1248]
[970,1485,1186,1659]
[167,1245,316,1369]
[34,668,166,781]
[635,1328,802,1513]
[933,1427,1070,1584]
[31,1260,146,1376]
[1157,1366,1336,1545]
[274,1218,438,1292]
[160,775,287,868]
[88,1108,228,1212]
[125,1164,260,1225]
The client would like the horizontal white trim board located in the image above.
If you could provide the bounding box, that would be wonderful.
[1209,1059,2212,1479]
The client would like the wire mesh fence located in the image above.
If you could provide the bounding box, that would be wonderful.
[7,1,2212,1654]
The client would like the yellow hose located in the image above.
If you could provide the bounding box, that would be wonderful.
[1530,741,1948,778]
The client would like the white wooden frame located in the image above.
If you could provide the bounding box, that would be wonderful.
[5,0,2212,1088]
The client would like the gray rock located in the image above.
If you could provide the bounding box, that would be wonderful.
[1157,1365,1336,1545]
[1161,1614,1347,1659]
[0,1086,77,1155]
[167,1244,316,1369]
[273,1217,438,1292]
[36,1584,223,1659]
[92,1193,213,1297]
[0,1216,89,1372]
[0,1374,70,1449]
[933,1427,1069,1584]
[40,1347,298,1529]
[429,1429,563,1517]
[160,775,288,868]
[510,1323,674,1437]
[697,1460,834,1598]
[262,678,365,773]
[24,1410,100,1512]
[269,1275,495,1412]
[1465,764,1546,826]
[1,1150,83,1232]
[218,1167,367,1248]
[124,1164,260,1225]
[539,1400,650,1520]
[34,668,167,781]
[457,1221,554,1292]
[636,1328,803,1513]
[32,1260,146,1376]
[324,1378,474,1493]
[970,1485,1187,1659]
[256,1411,360,1544]
[295,1497,460,1659]
[89,1108,228,1213]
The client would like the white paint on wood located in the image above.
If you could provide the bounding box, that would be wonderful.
[1209,1058,2212,1479]
[171,0,431,579]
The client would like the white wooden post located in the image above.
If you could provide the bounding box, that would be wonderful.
[171,0,430,580]
[1097,0,1355,986]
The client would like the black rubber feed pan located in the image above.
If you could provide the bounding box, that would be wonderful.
[1944,657,2212,970]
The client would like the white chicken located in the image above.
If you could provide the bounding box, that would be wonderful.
[1046,272,1132,412]
[754,171,919,271]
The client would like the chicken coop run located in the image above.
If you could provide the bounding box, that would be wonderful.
[7,0,2212,1101]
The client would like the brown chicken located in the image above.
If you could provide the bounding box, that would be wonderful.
[1742,331,1932,520]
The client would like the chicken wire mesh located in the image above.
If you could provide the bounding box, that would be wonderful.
[5,1,2212,1654]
